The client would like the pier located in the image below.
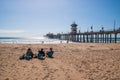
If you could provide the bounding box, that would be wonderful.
[46,22,120,43]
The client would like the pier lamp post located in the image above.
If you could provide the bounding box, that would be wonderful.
[102,26,104,31]
[113,20,116,31]
[90,26,93,42]
[91,26,93,32]
[101,26,104,43]
[79,30,80,33]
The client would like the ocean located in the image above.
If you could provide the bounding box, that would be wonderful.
[0,37,68,44]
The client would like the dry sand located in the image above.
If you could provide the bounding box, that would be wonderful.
[0,43,120,80]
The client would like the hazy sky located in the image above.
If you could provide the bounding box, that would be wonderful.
[0,0,120,37]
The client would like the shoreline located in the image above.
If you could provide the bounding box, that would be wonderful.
[0,42,120,45]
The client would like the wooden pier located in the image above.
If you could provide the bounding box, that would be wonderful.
[59,29,120,43]
[46,22,120,43]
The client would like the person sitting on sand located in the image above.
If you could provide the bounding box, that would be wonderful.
[46,48,54,58]
[37,48,45,60]
[25,48,34,60]
[19,48,33,60]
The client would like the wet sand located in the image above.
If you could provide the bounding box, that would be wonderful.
[0,43,120,80]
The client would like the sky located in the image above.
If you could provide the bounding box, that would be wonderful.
[0,0,120,37]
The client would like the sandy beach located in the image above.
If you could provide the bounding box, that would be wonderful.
[0,43,120,80]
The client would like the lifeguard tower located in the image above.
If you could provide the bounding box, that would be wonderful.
[70,22,78,41]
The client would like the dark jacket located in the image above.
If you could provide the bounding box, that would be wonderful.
[38,51,45,57]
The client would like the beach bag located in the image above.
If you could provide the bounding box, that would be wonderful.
[19,56,25,60]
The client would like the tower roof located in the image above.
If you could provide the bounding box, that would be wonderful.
[71,22,78,27]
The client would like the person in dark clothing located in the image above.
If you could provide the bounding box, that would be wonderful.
[19,48,34,60]
[25,48,34,60]
[47,48,54,58]
[37,48,45,60]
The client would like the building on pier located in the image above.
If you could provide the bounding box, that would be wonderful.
[70,22,78,41]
